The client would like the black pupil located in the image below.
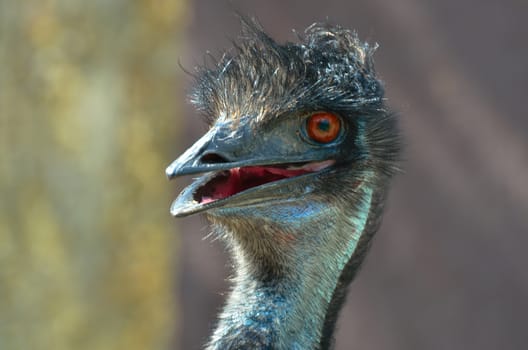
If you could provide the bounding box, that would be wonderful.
[317,119,330,132]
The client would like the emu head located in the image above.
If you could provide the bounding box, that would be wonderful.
[166,20,399,279]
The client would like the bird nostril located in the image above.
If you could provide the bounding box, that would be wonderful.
[200,152,230,164]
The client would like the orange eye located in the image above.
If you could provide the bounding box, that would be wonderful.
[306,112,341,143]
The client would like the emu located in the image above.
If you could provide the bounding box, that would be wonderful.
[166,19,400,350]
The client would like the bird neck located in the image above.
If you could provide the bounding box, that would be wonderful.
[206,183,382,350]
[208,275,329,350]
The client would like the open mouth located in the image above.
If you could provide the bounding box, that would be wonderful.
[193,159,336,205]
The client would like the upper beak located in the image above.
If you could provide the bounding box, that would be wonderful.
[166,120,312,180]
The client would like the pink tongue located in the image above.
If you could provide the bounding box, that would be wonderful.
[262,167,308,177]
[201,197,216,204]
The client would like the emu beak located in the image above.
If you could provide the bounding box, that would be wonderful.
[166,118,337,217]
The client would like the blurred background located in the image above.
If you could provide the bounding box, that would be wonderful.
[1,1,527,350]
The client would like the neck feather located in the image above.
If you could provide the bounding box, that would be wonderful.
[206,184,383,350]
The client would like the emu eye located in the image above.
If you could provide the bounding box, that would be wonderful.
[305,112,341,144]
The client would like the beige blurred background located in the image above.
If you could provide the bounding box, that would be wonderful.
[1,1,527,350]
[1,1,185,349]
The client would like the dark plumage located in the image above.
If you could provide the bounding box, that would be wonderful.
[167,19,400,350]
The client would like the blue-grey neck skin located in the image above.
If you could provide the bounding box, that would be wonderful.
[205,176,385,350]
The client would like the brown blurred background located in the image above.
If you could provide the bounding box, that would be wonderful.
[178,1,528,350]
[1,0,527,350]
